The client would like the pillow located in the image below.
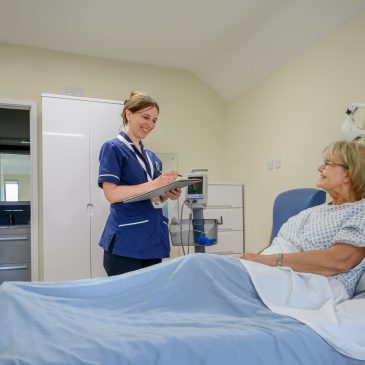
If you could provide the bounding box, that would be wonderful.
[354,270,365,295]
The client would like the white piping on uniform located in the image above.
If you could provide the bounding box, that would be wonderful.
[99,174,120,180]
[118,220,149,227]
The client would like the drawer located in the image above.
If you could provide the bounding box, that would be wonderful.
[0,233,31,264]
[207,184,243,208]
[0,262,31,284]
[172,230,244,256]
[205,230,244,254]
[180,207,243,231]
[205,230,243,254]
[0,226,30,235]
[203,207,243,231]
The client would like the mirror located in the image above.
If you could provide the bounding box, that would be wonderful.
[0,107,31,202]
[0,153,31,202]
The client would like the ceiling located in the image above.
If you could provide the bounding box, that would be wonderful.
[1,0,365,100]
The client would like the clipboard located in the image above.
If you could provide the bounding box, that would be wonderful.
[123,179,199,203]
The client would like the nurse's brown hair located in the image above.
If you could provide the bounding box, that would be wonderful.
[122,91,159,127]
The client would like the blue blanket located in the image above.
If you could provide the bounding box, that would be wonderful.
[0,254,362,365]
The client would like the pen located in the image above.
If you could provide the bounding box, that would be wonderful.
[177,174,183,177]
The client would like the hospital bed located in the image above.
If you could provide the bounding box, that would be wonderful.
[0,253,364,365]
[0,188,364,365]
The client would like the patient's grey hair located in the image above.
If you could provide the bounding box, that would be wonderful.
[122,90,160,127]
[323,140,365,199]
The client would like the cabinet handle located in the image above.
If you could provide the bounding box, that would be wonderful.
[0,236,28,241]
[87,203,94,216]
[0,265,28,271]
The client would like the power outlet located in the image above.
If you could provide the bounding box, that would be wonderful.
[274,159,281,169]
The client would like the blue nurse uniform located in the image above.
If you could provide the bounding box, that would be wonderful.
[98,131,170,259]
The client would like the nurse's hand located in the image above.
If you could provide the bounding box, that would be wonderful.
[152,171,179,188]
[163,188,181,201]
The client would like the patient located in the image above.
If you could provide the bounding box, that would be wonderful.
[241,140,365,298]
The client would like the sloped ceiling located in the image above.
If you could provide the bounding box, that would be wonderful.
[1,0,365,100]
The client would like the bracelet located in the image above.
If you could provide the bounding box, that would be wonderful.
[276,253,284,267]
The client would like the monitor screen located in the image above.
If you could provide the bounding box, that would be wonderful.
[187,176,203,195]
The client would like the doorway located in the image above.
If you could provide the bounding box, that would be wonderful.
[0,99,38,281]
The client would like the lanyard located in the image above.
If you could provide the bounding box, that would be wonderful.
[117,134,154,181]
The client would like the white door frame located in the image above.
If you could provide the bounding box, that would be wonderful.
[0,99,39,281]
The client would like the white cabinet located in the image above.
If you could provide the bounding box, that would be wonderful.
[205,182,244,255]
[0,226,31,284]
[179,181,244,255]
[42,94,123,280]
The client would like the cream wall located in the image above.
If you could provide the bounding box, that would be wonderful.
[0,42,226,178]
[0,43,226,276]
[225,10,365,253]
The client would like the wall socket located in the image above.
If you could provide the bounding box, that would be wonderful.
[274,159,281,169]
[267,159,281,170]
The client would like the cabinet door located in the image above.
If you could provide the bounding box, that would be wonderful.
[207,184,243,208]
[89,101,124,278]
[42,96,91,280]
[203,207,243,231]
[0,263,31,283]
[0,227,30,264]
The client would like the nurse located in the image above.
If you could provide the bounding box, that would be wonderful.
[98,90,181,276]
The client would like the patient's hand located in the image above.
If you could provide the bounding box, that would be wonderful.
[240,253,257,260]
[240,252,272,266]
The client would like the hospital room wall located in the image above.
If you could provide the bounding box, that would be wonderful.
[0,43,226,276]
[0,43,226,178]
[224,10,365,253]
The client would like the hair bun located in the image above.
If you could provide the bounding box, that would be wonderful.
[129,90,145,98]
[122,90,159,127]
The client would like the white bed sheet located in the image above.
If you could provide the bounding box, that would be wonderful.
[240,259,365,360]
